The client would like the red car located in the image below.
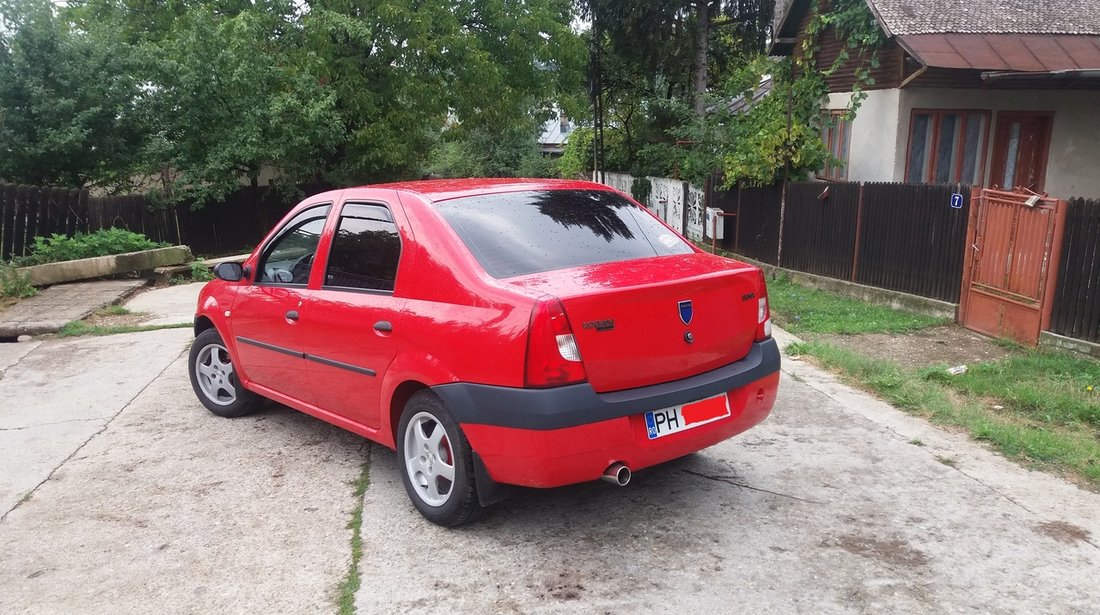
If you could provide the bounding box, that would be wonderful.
[188,179,780,526]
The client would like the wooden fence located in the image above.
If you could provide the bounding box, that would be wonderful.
[0,183,329,261]
[1050,198,1100,343]
[710,180,973,303]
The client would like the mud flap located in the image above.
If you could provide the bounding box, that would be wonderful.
[472,451,514,507]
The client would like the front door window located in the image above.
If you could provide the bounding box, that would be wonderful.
[991,112,1053,192]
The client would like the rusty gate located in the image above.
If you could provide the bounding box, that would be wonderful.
[959,188,1067,346]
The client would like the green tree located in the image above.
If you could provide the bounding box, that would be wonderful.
[133,2,344,203]
[0,0,144,188]
[303,0,585,185]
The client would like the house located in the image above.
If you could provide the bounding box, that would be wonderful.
[538,113,573,156]
[771,0,1100,199]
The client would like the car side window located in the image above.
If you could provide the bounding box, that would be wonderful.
[324,203,401,292]
[258,205,331,285]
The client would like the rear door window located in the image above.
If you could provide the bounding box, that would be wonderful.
[435,190,692,278]
[323,203,401,292]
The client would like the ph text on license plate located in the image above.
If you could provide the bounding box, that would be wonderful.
[644,393,731,439]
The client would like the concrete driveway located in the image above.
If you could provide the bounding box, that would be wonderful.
[1,285,1098,614]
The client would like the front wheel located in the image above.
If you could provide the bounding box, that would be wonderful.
[188,328,260,418]
[397,391,480,527]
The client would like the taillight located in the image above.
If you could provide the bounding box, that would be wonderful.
[525,299,587,388]
[755,270,772,341]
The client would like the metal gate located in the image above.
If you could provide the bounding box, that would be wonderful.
[959,188,1067,346]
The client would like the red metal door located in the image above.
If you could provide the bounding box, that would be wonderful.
[959,188,1067,346]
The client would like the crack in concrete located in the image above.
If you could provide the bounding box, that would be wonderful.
[0,417,108,432]
[0,347,186,524]
[0,342,40,382]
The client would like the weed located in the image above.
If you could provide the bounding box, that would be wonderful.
[189,261,215,282]
[12,228,168,266]
[909,438,925,447]
[337,456,372,615]
[936,456,958,468]
[58,321,190,337]
[0,264,36,299]
[99,305,132,317]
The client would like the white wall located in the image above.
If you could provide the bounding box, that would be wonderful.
[826,89,901,183]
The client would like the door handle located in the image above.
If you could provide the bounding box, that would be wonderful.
[285,310,300,322]
[373,321,393,333]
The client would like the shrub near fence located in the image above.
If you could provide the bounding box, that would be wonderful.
[1050,198,1100,343]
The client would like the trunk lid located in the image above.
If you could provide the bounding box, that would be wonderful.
[507,253,762,393]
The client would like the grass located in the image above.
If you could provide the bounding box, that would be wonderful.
[99,305,132,316]
[921,351,1100,429]
[57,321,191,337]
[337,458,372,615]
[789,340,1100,487]
[767,275,948,334]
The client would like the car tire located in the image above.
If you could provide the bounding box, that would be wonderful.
[188,328,260,418]
[397,391,481,527]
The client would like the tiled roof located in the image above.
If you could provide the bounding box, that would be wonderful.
[868,0,1100,35]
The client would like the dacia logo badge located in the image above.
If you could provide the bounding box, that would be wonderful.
[678,300,693,325]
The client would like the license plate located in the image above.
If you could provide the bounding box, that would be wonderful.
[644,393,730,439]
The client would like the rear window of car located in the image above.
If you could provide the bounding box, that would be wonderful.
[434,190,693,278]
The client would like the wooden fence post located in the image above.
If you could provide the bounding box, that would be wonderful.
[850,182,865,282]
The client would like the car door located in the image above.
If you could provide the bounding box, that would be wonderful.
[301,197,407,429]
[230,204,331,405]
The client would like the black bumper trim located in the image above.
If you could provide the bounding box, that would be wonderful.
[432,338,780,431]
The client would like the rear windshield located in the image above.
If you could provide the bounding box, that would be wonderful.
[435,190,694,278]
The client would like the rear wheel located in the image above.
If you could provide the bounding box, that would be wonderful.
[188,328,260,418]
[397,391,480,526]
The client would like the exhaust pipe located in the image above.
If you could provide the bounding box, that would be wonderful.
[601,462,631,486]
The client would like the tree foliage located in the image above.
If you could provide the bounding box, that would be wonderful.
[0,0,584,202]
[0,0,145,188]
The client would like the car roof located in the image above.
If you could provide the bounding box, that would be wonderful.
[358,178,614,203]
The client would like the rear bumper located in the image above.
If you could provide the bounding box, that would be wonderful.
[432,338,780,488]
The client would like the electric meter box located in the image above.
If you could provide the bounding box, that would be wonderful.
[705,207,725,240]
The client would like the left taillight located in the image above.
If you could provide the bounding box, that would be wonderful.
[755,270,772,341]
[525,299,587,388]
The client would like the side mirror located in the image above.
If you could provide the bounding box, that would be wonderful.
[213,262,244,282]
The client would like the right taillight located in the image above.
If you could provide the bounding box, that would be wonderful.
[755,270,772,341]
[525,299,587,388]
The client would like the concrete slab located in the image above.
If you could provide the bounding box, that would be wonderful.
[18,246,191,286]
[0,279,147,337]
[0,328,192,513]
[123,282,205,326]
[0,332,365,613]
[355,341,1100,614]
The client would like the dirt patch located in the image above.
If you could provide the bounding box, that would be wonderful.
[828,534,929,568]
[807,325,1013,371]
[1034,521,1093,545]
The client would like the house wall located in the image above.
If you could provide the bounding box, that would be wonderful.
[898,89,1100,199]
[829,88,1100,199]
[826,90,902,182]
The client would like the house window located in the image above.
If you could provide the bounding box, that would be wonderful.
[905,110,990,185]
[820,111,850,181]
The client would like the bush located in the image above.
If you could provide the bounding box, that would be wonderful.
[12,228,168,266]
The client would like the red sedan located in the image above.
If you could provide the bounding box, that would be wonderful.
[188,179,780,526]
